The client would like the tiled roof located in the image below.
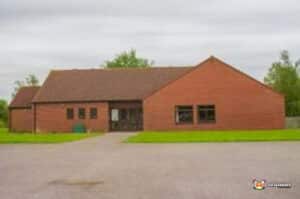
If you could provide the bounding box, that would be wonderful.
[9,86,40,108]
[32,66,193,103]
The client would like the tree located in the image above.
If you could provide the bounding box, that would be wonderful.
[264,50,300,116]
[0,99,8,127]
[12,74,39,98]
[25,74,39,85]
[103,49,154,68]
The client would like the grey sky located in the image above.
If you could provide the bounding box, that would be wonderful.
[1,0,300,101]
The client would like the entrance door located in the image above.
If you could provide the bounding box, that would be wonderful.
[109,101,143,131]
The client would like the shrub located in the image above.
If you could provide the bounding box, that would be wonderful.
[0,120,6,128]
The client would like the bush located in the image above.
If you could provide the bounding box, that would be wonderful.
[0,120,6,128]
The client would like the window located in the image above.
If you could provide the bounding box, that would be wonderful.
[66,108,74,119]
[78,108,85,119]
[129,108,137,122]
[90,108,98,119]
[111,109,119,121]
[175,106,193,124]
[198,105,215,123]
[120,109,128,120]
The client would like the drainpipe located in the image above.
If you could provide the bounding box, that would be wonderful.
[8,107,11,132]
[32,103,36,133]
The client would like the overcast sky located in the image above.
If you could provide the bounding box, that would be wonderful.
[1,0,300,101]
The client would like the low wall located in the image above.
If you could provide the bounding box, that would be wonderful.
[285,117,300,129]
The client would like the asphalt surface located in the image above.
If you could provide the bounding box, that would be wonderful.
[0,133,300,199]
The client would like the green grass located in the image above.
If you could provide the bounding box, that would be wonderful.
[0,128,102,144]
[126,129,300,143]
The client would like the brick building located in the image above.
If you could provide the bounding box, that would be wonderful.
[9,56,285,132]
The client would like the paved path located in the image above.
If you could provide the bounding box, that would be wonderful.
[0,133,300,199]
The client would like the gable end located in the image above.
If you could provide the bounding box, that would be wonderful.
[144,56,284,100]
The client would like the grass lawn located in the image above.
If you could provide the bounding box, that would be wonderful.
[126,129,300,143]
[0,128,101,144]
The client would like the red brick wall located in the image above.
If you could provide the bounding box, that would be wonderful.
[35,102,109,132]
[144,58,285,130]
[10,108,33,132]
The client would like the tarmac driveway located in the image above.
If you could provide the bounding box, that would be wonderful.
[0,133,300,199]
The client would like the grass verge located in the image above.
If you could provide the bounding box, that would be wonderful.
[126,129,300,143]
[0,128,101,144]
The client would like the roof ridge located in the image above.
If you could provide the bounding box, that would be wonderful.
[19,86,41,88]
[51,66,194,72]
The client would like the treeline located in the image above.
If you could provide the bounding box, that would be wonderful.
[0,100,8,128]
[264,50,300,116]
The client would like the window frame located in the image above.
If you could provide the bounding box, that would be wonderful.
[78,108,86,119]
[66,108,74,120]
[175,105,194,125]
[197,105,216,124]
[89,107,98,119]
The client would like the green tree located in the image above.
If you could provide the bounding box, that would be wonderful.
[0,99,8,127]
[25,74,39,85]
[12,74,39,97]
[264,50,300,116]
[103,49,154,68]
